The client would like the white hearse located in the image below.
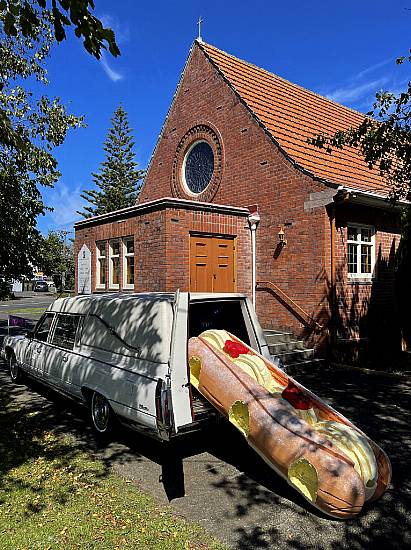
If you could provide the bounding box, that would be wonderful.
[1,292,272,440]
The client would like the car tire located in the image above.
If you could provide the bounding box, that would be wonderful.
[91,392,115,436]
[9,353,24,384]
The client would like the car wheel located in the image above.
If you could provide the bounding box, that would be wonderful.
[9,353,24,384]
[91,392,114,435]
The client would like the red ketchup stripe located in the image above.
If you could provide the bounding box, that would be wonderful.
[223,339,250,358]
[281,381,313,410]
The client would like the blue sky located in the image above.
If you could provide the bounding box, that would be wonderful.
[37,0,411,235]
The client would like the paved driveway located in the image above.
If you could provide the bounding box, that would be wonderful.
[0,359,409,549]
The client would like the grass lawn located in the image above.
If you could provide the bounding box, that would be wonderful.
[0,388,227,550]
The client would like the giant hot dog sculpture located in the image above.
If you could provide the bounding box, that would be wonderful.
[188,330,391,519]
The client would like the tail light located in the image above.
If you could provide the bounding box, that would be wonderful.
[155,378,172,440]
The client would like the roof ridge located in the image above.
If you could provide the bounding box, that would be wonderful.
[197,40,369,122]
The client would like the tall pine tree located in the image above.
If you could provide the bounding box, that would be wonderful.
[78,106,145,217]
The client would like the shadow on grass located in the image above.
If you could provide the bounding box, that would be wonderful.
[0,375,113,517]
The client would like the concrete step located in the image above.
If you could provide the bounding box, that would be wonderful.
[274,348,315,365]
[263,330,294,344]
[268,340,306,353]
[264,328,320,371]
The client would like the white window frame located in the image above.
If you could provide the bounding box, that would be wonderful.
[96,241,107,289]
[109,239,120,289]
[122,237,135,290]
[347,223,376,280]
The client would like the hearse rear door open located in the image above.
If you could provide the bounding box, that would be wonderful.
[169,291,193,432]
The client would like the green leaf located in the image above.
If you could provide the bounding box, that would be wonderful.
[4,11,18,36]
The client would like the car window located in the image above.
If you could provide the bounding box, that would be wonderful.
[51,314,81,351]
[34,313,55,342]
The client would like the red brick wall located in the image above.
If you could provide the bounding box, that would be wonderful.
[74,205,251,296]
[331,203,401,356]
[140,43,329,342]
[75,210,167,293]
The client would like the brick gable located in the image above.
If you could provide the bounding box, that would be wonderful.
[200,42,389,197]
[140,42,331,337]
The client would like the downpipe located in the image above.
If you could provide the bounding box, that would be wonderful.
[248,210,260,309]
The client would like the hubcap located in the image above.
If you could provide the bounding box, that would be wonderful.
[93,394,109,431]
[10,358,18,380]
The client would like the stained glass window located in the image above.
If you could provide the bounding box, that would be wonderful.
[184,141,214,194]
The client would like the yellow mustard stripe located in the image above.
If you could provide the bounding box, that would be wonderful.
[296,408,318,427]
[315,421,377,499]
[199,329,285,394]
[200,329,230,349]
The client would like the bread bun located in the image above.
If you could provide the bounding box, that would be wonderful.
[188,332,391,518]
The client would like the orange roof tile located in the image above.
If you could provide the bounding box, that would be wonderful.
[199,42,389,197]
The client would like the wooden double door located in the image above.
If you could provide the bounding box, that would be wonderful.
[190,235,236,293]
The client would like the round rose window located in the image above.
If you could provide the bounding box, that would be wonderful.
[182,140,214,194]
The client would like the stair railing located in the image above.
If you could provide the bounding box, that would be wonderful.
[256,281,323,331]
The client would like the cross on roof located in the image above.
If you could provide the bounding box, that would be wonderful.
[197,16,203,43]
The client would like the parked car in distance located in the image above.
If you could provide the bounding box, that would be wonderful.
[1,292,271,440]
[33,280,49,292]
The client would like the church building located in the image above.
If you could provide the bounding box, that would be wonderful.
[75,40,402,361]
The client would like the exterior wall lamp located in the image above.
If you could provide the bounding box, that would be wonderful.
[278,225,287,246]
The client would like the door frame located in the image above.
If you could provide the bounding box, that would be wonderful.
[188,232,237,293]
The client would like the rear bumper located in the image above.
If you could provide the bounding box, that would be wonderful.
[173,411,220,436]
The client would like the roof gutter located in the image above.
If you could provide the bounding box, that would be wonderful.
[74,197,249,229]
[333,185,408,209]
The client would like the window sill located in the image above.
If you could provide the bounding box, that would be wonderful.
[347,278,374,285]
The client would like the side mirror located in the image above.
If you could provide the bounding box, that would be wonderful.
[26,330,34,339]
